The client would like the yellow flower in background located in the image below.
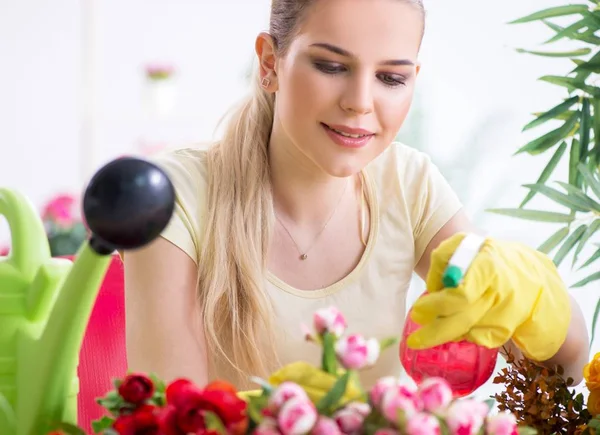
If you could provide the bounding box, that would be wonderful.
[584,352,600,391]
[589,389,600,416]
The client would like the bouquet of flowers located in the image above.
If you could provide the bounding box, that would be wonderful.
[50,307,537,435]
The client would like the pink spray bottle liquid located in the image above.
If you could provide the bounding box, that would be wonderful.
[399,233,499,397]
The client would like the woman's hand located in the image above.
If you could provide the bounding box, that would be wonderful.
[407,232,572,362]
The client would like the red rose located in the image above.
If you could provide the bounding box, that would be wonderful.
[113,404,161,435]
[161,379,248,435]
[118,373,155,405]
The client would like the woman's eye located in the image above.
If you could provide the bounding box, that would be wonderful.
[314,62,346,74]
[377,73,406,87]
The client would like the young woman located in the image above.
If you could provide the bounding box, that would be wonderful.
[122,0,589,391]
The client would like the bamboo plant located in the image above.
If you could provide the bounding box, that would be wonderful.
[488,2,600,343]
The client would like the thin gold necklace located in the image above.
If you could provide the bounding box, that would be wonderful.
[275,180,349,261]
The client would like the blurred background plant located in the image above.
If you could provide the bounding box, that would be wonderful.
[486,1,600,345]
[41,193,88,257]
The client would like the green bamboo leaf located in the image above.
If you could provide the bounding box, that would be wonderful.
[573,219,600,265]
[520,142,568,207]
[522,183,591,212]
[574,57,600,73]
[569,138,583,188]
[577,162,600,199]
[592,98,600,165]
[539,75,600,97]
[543,18,600,44]
[485,208,576,223]
[516,47,592,57]
[580,98,591,159]
[554,224,587,266]
[515,112,579,155]
[589,298,600,350]
[554,181,600,211]
[579,246,600,269]
[571,271,600,287]
[544,16,591,43]
[538,226,570,253]
[509,5,590,24]
[523,97,579,131]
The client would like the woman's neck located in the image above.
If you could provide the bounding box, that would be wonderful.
[268,125,356,231]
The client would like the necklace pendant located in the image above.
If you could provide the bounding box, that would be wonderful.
[300,254,308,260]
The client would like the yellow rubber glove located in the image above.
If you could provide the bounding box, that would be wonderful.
[267,361,364,405]
[406,232,571,362]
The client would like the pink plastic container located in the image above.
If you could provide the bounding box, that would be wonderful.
[399,294,498,397]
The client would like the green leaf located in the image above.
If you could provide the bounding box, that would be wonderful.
[544,15,594,44]
[554,181,600,211]
[247,394,269,424]
[580,98,592,159]
[48,422,86,435]
[571,270,600,287]
[522,183,591,212]
[589,298,600,350]
[92,416,115,434]
[539,75,600,97]
[379,336,398,352]
[322,332,338,375]
[574,57,600,73]
[520,142,568,207]
[579,246,600,269]
[316,370,351,414]
[592,98,600,165]
[517,426,538,435]
[516,47,592,57]
[554,224,587,266]
[538,226,570,253]
[509,5,590,24]
[0,393,15,432]
[204,410,227,435]
[523,97,579,131]
[486,208,576,223]
[569,138,583,188]
[573,219,600,265]
[578,162,600,199]
[515,112,579,155]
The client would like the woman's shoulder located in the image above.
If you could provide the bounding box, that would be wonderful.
[366,141,436,187]
[151,143,212,183]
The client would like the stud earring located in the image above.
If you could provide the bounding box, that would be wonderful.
[261,77,271,88]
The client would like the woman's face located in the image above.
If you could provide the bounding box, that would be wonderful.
[265,0,423,178]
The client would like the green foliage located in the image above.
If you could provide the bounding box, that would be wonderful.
[488,0,600,345]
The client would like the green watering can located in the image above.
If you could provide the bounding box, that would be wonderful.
[0,157,175,435]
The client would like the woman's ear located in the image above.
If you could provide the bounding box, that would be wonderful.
[255,32,278,92]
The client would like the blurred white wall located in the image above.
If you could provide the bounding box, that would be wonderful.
[0,0,597,394]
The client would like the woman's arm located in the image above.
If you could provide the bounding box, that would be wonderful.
[414,209,589,385]
[123,236,209,387]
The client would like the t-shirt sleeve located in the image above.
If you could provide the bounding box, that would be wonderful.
[405,149,463,265]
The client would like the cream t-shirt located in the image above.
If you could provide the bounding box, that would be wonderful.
[150,142,462,390]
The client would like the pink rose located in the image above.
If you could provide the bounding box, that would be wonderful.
[333,402,370,434]
[485,413,518,435]
[311,416,342,435]
[370,377,399,408]
[335,334,380,370]
[314,307,347,338]
[269,382,310,413]
[444,399,489,435]
[406,412,441,435]
[277,397,318,435]
[380,384,421,422]
[255,417,281,435]
[418,377,453,413]
[0,246,9,256]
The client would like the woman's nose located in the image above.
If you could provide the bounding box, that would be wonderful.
[339,74,374,115]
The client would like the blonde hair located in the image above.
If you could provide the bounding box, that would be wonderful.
[199,0,426,382]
